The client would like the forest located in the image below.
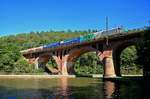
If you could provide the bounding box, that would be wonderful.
[0,28,149,75]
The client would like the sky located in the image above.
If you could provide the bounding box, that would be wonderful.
[0,0,150,36]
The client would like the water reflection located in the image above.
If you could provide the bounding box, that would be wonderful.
[103,81,115,99]
[103,80,120,99]
[0,77,143,99]
[56,77,69,99]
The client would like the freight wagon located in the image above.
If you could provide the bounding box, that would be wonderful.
[43,42,60,49]
[42,27,124,49]
[80,33,97,42]
[60,37,80,46]
[101,27,123,36]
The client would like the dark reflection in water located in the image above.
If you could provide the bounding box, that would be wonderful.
[0,77,146,99]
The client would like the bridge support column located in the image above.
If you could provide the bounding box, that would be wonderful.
[113,52,121,77]
[53,55,62,74]
[27,57,39,69]
[103,50,116,78]
[34,58,39,69]
[61,61,75,75]
[54,51,70,75]
[61,61,68,75]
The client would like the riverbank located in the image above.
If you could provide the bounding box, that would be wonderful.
[0,75,76,78]
[0,74,143,79]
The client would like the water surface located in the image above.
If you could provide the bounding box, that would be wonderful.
[0,77,145,99]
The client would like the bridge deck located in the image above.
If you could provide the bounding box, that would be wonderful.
[21,30,144,55]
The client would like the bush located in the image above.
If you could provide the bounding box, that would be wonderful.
[14,58,35,73]
[120,46,142,74]
[74,52,103,75]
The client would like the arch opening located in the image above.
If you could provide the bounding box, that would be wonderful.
[45,57,59,74]
[115,43,143,76]
[120,45,142,75]
[38,54,59,74]
[73,52,103,75]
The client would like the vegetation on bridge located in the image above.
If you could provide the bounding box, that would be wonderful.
[0,28,149,75]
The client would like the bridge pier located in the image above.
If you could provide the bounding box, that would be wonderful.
[53,51,72,75]
[59,61,74,75]
[113,52,121,77]
[27,57,39,69]
[61,58,75,75]
[34,58,39,69]
[103,49,116,78]
[61,61,69,75]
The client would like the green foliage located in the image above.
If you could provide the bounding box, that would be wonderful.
[15,58,34,73]
[120,46,138,68]
[120,46,142,74]
[0,54,15,72]
[74,52,103,74]
[47,57,57,68]
[0,44,21,72]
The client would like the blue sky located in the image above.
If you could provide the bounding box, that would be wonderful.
[0,0,150,36]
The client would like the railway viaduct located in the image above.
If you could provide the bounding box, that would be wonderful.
[21,30,147,78]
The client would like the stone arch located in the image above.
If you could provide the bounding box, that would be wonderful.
[37,52,60,74]
[113,39,139,76]
[37,53,52,68]
[65,46,103,74]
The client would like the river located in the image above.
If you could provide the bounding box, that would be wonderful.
[0,77,146,99]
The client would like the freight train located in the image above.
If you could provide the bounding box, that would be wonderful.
[22,27,124,53]
[43,27,123,49]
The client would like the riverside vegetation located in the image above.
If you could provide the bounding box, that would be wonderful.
[0,28,149,75]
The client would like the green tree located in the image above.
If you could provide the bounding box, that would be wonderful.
[74,52,103,75]
[47,57,57,68]
[15,57,34,73]
[0,44,21,72]
[120,46,141,74]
